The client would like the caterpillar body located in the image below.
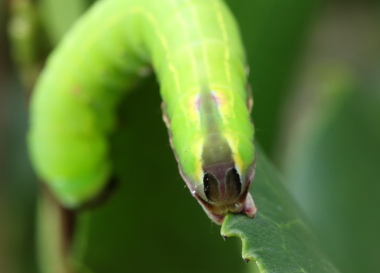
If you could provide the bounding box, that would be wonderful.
[29,0,257,224]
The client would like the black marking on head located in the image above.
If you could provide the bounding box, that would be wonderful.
[202,164,243,205]
[203,171,220,202]
[225,168,242,200]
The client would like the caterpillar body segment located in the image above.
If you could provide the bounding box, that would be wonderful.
[29,0,257,224]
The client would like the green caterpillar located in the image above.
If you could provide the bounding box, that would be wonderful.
[29,0,257,224]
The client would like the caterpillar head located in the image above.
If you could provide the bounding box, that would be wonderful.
[179,133,257,225]
[190,160,256,225]
[162,92,257,224]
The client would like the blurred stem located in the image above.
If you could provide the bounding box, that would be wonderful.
[8,0,45,90]
[37,188,72,273]
[7,0,92,90]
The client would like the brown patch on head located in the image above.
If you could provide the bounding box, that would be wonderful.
[202,165,242,205]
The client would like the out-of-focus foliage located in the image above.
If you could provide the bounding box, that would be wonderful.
[226,0,320,154]
[277,3,380,272]
[1,1,38,273]
[37,0,92,45]
[1,0,380,273]
[280,68,380,273]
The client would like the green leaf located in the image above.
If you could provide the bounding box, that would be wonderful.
[221,145,340,273]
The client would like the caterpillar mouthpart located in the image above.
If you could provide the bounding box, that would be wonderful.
[191,163,257,225]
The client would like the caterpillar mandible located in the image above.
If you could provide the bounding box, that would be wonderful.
[28,0,257,224]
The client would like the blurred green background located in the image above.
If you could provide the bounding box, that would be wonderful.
[1,0,379,272]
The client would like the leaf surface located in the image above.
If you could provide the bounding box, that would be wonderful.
[222,146,340,273]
